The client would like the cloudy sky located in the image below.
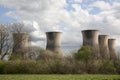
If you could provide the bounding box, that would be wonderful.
[0,0,120,54]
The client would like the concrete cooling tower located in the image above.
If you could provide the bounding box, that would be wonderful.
[12,33,29,60]
[108,39,117,60]
[82,30,100,59]
[99,35,110,59]
[46,32,62,55]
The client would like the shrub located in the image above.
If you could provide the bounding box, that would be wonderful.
[36,49,63,61]
[74,46,92,62]
[0,61,6,74]
[99,60,117,74]
[0,60,85,74]
[3,61,38,74]
[9,54,23,60]
[0,59,119,74]
[114,60,120,74]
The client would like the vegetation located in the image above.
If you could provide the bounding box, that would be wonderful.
[0,24,11,60]
[0,75,120,80]
[74,46,92,61]
[0,59,120,74]
[0,46,120,74]
[0,23,31,60]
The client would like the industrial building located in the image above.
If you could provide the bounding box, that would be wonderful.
[46,31,62,56]
[99,35,110,59]
[108,39,117,60]
[82,30,100,59]
[12,33,29,60]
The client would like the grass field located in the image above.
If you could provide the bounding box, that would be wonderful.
[0,75,120,80]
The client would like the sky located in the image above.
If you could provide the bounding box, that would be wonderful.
[0,0,120,55]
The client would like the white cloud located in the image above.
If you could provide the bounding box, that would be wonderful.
[74,0,82,3]
[0,0,120,54]
[91,1,111,10]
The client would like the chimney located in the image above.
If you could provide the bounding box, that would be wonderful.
[12,33,29,60]
[99,35,110,59]
[108,39,117,60]
[82,30,100,59]
[46,32,62,55]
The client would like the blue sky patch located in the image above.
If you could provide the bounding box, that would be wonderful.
[0,5,16,23]
[89,7,101,15]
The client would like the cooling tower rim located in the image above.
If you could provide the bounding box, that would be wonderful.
[82,29,99,32]
[13,33,29,35]
[108,38,116,40]
[99,35,108,37]
[46,31,62,34]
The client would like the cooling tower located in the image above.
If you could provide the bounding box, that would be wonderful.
[82,30,100,59]
[46,32,62,55]
[99,35,110,59]
[108,39,117,60]
[12,33,29,60]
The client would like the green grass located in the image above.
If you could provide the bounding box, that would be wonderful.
[0,75,120,80]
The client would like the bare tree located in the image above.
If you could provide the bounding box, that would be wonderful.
[0,24,12,60]
[10,23,30,60]
[0,23,31,60]
[10,23,24,33]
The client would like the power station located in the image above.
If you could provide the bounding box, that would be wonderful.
[108,39,117,60]
[99,35,110,59]
[46,32,62,56]
[10,30,118,60]
[12,33,29,60]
